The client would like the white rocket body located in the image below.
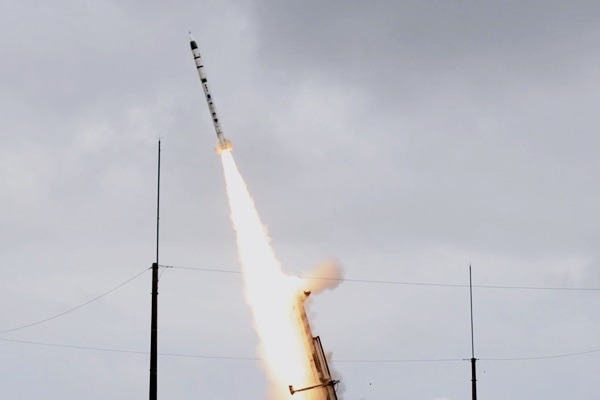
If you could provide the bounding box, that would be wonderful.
[189,33,233,154]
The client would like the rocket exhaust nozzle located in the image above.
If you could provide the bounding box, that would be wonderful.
[216,138,233,154]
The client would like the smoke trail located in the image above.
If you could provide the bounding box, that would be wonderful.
[220,151,319,400]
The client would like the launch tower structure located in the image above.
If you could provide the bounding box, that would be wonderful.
[289,291,339,400]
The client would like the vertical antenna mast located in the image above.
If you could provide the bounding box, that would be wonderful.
[156,140,161,266]
[149,140,160,400]
[469,265,477,400]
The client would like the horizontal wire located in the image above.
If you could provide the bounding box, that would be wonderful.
[3,265,599,363]
[1,263,590,337]
[162,265,600,292]
[0,268,150,334]
[480,347,600,361]
[0,338,475,362]
[0,337,258,360]
[2,337,599,363]
[334,357,464,363]
[166,265,241,274]
[0,337,149,355]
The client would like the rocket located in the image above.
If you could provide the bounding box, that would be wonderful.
[189,32,233,154]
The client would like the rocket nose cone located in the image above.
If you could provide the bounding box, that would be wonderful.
[189,32,199,50]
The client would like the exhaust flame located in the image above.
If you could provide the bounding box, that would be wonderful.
[220,151,331,400]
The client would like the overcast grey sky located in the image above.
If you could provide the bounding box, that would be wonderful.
[1,1,599,399]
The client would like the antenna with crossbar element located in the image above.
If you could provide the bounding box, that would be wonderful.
[289,380,340,395]
[149,140,161,400]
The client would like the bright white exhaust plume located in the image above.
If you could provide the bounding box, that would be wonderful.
[220,151,341,400]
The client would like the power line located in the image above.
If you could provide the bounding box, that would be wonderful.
[0,337,149,355]
[0,268,150,334]
[163,265,600,292]
[2,337,599,363]
[3,264,599,364]
[0,338,474,362]
[0,337,257,360]
[334,357,464,363]
[167,265,241,275]
[2,263,590,337]
[480,347,600,361]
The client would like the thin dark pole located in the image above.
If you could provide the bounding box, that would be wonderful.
[149,140,160,400]
[156,140,160,266]
[469,265,477,400]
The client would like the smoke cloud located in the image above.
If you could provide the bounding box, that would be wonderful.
[302,259,344,295]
